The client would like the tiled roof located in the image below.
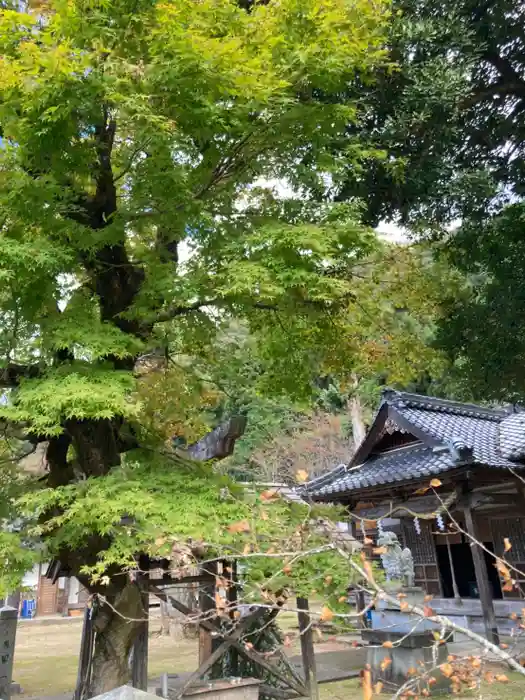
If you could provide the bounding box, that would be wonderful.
[306,390,525,499]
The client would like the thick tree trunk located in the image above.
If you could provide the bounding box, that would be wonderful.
[87,581,144,697]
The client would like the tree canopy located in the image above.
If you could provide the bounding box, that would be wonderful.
[0,0,395,693]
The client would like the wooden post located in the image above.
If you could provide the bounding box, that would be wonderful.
[227,560,239,676]
[74,606,95,700]
[296,597,319,700]
[460,489,499,645]
[199,561,218,665]
[445,538,462,603]
[131,583,149,691]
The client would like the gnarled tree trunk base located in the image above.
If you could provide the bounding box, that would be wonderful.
[86,582,144,698]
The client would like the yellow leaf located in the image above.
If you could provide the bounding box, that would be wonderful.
[504,537,512,552]
[382,640,394,648]
[320,606,334,622]
[283,564,292,575]
[495,674,509,683]
[380,657,392,672]
[373,682,383,694]
[243,543,251,555]
[339,595,347,603]
[260,509,269,521]
[430,478,442,488]
[296,469,309,483]
[324,575,333,585]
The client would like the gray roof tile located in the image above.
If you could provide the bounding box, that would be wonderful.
[306,391,525,499]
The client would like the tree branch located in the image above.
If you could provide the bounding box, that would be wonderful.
[0,363,41,387]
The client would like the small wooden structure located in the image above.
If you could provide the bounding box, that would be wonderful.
[75,561,320,700]
[306,390,525,645]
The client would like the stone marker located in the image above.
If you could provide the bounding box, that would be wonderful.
[0,606,18,700]
[362,629,450,694]
[92,687,159,700]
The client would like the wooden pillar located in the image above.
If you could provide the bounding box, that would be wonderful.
[296,597,319,700]
[199,561,218,665]
[131,582,149,690]
[445,539,462,603]
[460,489,499,645]
[227,560,239,676]
[74,606,95,700]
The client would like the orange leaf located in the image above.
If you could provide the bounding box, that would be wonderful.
[373,546,388,555]
[320,606,334,622]
[407,667,416,676]
[511,612,518,620]
[382,640,394,648]
[495,675,509,683]
[339,595,348,603]
[283,565,292,575]
[362,667,373,700]
[430,478,442,488]
[399,602,409,612]
[260,489,280,502]
[363,560,375,582]
[245,642,254,650]
[260,509,269,521]
[504,537,512,552]
[495,560,511,579]
[228,519,251,534]
[215,592,225,612]
[397,592,408,599]
[500,643,509,649]
[415,486,430,495]
[352,640,359,648]
[324,575,333,585]
[424,594,433,603]
[503,581,514,592]
[423,605,435,617]
[364,537,374,546]
[440,663,454,678]
[483,672,494,684]
[373,682,384,694]
[380,657,392,672]
[428,677,437,686]
[296,469,309,483]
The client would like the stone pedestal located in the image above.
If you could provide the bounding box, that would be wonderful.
[0,606,18,700]
[180,679,261,700]
[362,630,450,694]
[93,687,160,699]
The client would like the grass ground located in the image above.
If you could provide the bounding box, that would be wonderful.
[13,618,525,699]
